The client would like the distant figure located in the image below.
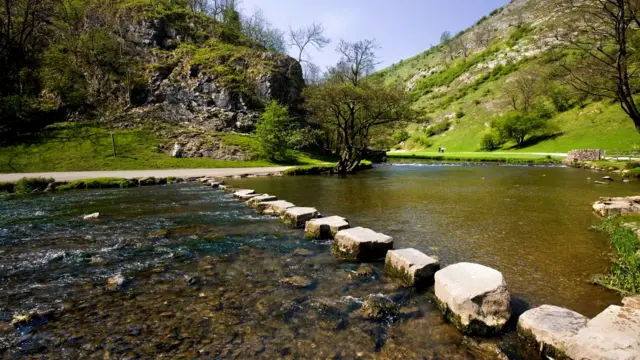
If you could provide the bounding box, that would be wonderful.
[438,147,445,154]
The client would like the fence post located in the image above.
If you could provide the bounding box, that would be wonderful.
[111,133,117,158]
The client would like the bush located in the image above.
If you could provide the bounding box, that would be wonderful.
[255,101,298,161]
[480,131,503,151]
[456,110,465,119]
[406,135,433,149]
[425,121,451,137]
[491,112,551,147]
[549,85,573,112]
[508,24,533,47]
[14,177,54,194]
[625,161,640,170]
[392,129,410,144]
[627,168,640,178]
[0,182,15,193]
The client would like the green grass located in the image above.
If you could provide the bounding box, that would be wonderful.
[592,215,640,295]
[0,123,324,173]
[387,151,562,164]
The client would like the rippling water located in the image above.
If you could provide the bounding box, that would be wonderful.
[0,163,636,358]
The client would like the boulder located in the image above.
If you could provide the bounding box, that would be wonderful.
[384,248,440,288]
[83,213,100,221]
[246,194,277,208]
[282,207,320,228]
[138,177,156,186]
[517,305,589,359]
[279,276,314,288]
[434,262,511,335]
[564,305,640,360]
[233,189,255,199]
[256,200,295,216]
[360,294,398,320]
[304,216,350,239]
[593,196,640,217]
[332,227,393,262]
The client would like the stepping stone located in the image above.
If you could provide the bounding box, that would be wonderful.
[304,216,350,239]
[564,305,640,359]
[237,192,261,201]
[385,248,440,288]
[332,227,393,262]
[219,185,228,190]
[256,200,295,216]
[209,181,223,188]
[517,305,588,359]
[434,262,511,335]
[282,207,319,228]
[233,189,255,199]
[246,194,277,208]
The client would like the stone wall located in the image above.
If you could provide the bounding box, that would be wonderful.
[566,149,603,163]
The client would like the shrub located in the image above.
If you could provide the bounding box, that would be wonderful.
[425,121,451,137]
[491,112,551,147]
[624,161,640,170]
[549,85,573,112]
[508,24,533,47]
[0,182,15,193]
[480,131,503,151]
[406,135,433,149]
[14,177,54,194]
[392,129,410,144]
[255,101,298,161]
[627,168,640,178]
[456,110,465,119]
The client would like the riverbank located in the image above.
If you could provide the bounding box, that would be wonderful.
[387,151,564,164]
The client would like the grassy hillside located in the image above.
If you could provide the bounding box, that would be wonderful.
[0,123,323,173]
[375,0,640,154]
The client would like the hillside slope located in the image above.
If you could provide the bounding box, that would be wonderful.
[375,0,640,153]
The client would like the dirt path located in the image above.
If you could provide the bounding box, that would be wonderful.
[0,167,293,182]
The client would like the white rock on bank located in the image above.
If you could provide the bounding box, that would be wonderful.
[304,216,350,239]
[282,207,319,228]
[385,248,440,288]
[246,194,277,208]
[592,196,640,217]
[256,200,295,216]
[84,213,100,220]
[564,305,640,360]
[434,262,511,335]
[517,305,588,357]
[332,227,393,261]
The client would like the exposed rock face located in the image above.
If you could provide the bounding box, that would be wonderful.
[304,216,350,239]
[434,262,511,335]
[592,196,640,217]
[517,305,589,358]
[332,227,393,262]
[385,248,440,288]
[282,207,319,228]
[256,200,295,216]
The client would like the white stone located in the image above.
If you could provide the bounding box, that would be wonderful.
[304,216,350,239]
[434,262,511,335]
[623,296,640,310]
[565,305,640,360]
[256,200,295,216]
[84,213,100,220]
[385,248,440,287]
[593,196,640,217]
[246,194,277,208]
[283,207,319,228]
[236,192,260,201]
[517,305,588,356]
[332,227,393,261]
[233,189,255,199]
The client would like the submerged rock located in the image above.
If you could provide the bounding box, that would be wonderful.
[83,213,100,220]
[256,200,295,216]
[360,294,398,320]
[106,274,129,291]
[349,264,376,279]
[434,262,511,335]
[279,276,314,288]
[332,227,393,262]
[592,196,640,217]
[304,216,350,239]
[282,207,320,228]
[517,305,588,359]
[292,248,314,257]
[385,248,440,288]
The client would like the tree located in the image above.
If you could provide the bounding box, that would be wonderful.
[557,0,640,132]
[255,101,297,161]
[474,24,496,49]
[492,112,550,147]
[440,31,454,62]
[218,0,242,43]
[241,8,287,53]
[504,70,543,114]
[288,22,330,83]
[454,35,471,58]
[303,39,416,173]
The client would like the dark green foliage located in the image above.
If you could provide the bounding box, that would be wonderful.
[425,121,451,137]
[627,168,640,178]
[480,131,503,151]
[624,161,640,170]
[592,217,640,295]
[549,85,574,112]
[218,3,243,44]
[491,112,551,147]
[14,177,54,194]
[392,129,410,144]
[283,164,335,175]
[508,25,534,47]
[0,182,15,193]
[455,110,465,119]
[489,7,504,16]
[56,178,136,191]
[255,101,300,161]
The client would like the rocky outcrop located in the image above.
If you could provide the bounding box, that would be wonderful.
[304,216,350,239]
[332,227,393,261]
[592,196,640,217]
[385,248,440,288]
[434,263,511,335]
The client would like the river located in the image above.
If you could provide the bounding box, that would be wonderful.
[0,162,635,358]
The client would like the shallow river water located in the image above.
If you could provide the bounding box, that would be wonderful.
[0,162,637,359]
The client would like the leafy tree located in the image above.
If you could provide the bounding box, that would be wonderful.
[491,112,550,147]
[255,101,298,161]
[218,0,242,43]
[392,129,410,144]
[480,131,503,151]
[504,69,543,114]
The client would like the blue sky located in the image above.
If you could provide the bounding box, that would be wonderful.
[240,0,510,71]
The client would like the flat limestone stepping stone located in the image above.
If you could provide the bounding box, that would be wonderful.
[236,192,261,201]
[517,305,588,358]
[256,200,295,216]
[332,227,393,262]
[385,248,440,288]
[246,194,277,208]
[233,189,255,199]
[282,207,319,228]
[304,216,350,239]
[564,305,640,360]
[434,262,511,335]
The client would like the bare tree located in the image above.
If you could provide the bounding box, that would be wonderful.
[440,31,455,62]
[303,62,322,85]
[333,39,380,86]
[557,0,640,132]
[241,8,287,53]
[454,35,471,58]
[288,22,330,64]
[504,70,542,113]
[474,24,496,49]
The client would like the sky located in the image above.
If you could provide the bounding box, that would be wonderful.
[239,0,510,71]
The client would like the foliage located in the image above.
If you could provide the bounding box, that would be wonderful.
[592,216,640,295]
[283,164,335,175]
[627,168,640,178]
[491,112,552,147]
[624,161,640,170]
[425,121,451,137]
[549,85,574,112]
[0,182,15,193]
[480,131,503,151]
[255,101,300,161]
[392,129,410,144]
[387,151,561,164]
[406,135,433,150]
[507,24,533,47]
[14,177,55,194]
[56,178,136,191]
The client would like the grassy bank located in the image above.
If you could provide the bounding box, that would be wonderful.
[0,123,325,173]
[592,216,640,295]
[387,151,562,164]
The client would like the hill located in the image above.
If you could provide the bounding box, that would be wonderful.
[373,0,640,154]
